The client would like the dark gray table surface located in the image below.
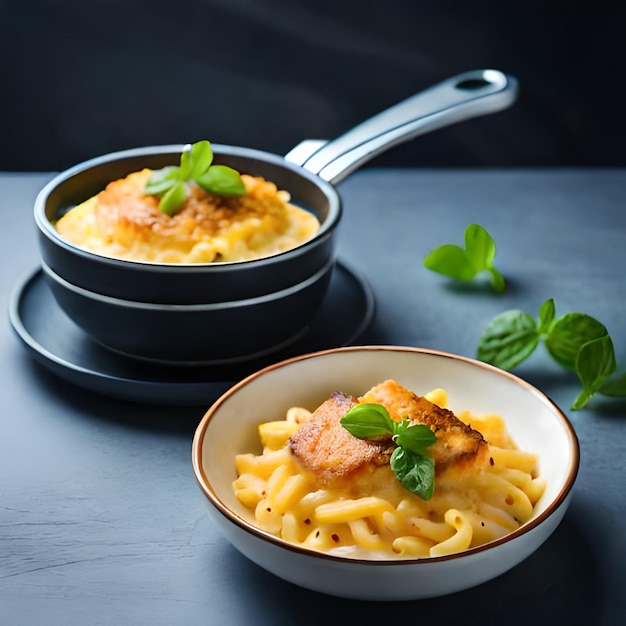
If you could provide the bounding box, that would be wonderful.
[1,169,625,625]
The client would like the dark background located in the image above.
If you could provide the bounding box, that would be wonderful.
[1,0,625,171]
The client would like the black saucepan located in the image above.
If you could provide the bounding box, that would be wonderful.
[34,69,518,364]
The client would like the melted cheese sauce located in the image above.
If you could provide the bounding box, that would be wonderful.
[233,386,546,560]
[55,169,320,264]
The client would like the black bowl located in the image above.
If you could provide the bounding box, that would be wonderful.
[41,258,334,365]
[34,144,342,305]
[33,144,342,363]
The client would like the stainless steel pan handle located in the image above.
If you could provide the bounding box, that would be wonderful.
[285,69,518,185]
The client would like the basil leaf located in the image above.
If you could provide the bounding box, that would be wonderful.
[144,141,246,215]
[477,309,540,370]
[545,312,608,372]
[341,403,436,500]
[599,371,626,397]
[178,150,192,181]
[158,181,188,216]
[423,244,475,281]
[488,267,506,293]
[423,224,505,292]
[340,404,395,438]
[571,335,617,409]
[465,223,495,272]
[196,165,246,196]
[393,422,436,455]
[390,447,435,500]
[577,335,617,385]
[190,140,213,180]
[476,299,624,410]
[538,298,556,333]
[144,166,180,196]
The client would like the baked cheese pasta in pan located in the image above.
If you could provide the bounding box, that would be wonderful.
[55,169,320,264]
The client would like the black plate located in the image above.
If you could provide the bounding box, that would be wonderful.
[9,260,375,405]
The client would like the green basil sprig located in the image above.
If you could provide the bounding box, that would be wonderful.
[423,223,505,293]
[144,140,245,216]
[340,403,437,499]
[477,298,626,409]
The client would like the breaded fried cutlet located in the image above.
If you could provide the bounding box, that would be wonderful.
[288,391,395,487]
[288,380,489,490]
[361,380,489,475]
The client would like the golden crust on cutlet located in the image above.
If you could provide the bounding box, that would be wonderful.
[289,380,489,490]
[288,391,394,487]
[361,380,489,476]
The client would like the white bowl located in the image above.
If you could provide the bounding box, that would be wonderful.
[191,346,579,601]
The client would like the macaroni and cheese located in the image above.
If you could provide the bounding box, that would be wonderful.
[233,380,546,560]
[55,169,320,264]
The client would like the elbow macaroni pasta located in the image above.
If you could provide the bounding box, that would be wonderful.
[233,388,546,559]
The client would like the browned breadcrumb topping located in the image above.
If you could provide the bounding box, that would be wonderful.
[94,169,291,244]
